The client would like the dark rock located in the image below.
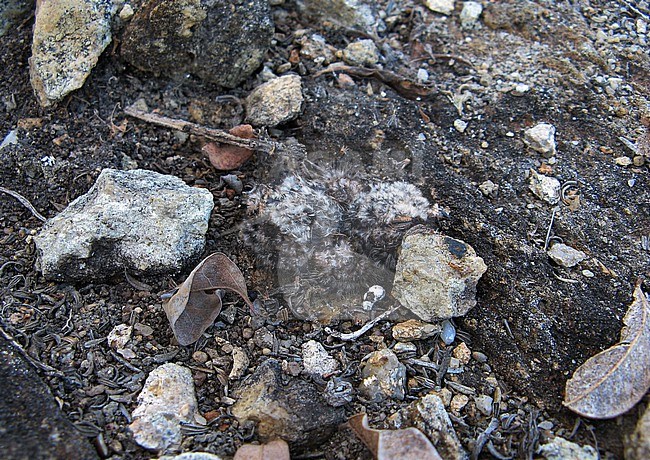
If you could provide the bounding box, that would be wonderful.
[121,0,274,88]
[231,359,345,448]
[0,334,99,459]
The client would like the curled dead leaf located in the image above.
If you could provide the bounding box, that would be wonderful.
[204,124,255,170]
[348,413,442,460]
[233,438,290,460]
[563,283,650,419]
[163,253,252,346]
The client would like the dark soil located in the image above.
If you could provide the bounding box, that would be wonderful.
[1,1,649,459]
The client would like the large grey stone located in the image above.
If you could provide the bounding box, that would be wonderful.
[0,334,99,459]
[129,363,200,452]
[34,168,213,282]
[392,228,487,321]
[232,359,345,447]
[120,0,273,88]
[29,0,116,106]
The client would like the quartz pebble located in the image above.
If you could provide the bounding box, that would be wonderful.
[460,1,483,28]
[302,340,339,377]
[246,75,304,127]
[547,243,587,268]
[342,39,379,66]
[524,123,557,157]
[474,394,494,416]
[424,0,455,15]
[107,324,132,350]
[528,169,561,205]
[129,364,200,451]
[359,349,406,402]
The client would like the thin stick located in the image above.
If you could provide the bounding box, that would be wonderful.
[543,207,558,252]
[325,303,402,341]
[0,186,47,222]
[124,106,277,153]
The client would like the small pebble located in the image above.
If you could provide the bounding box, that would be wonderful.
[538,420,554,430]
[582,269,595,278]
[441,319,456,345]
[472,351,488,363]
[452,342,471,365]
[615,156,632,166]
[474,395,494,416]
[454,119,468,133]
[450,394,469,413]
[192,351,209,364]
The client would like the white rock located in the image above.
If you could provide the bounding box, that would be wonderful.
[229,346,250,381]
[342,39,379,66]
[119,4,134,21]
[34,169,214,282]
[129,363,199,452]
[425,0,455,15]
[246,74,304,127]
[615,156,633,166]
[303,0,378,34]
[547,243,587,268]
[460,1,483,28]
[302,340,339,377]
[454,119,468,132]
[538,436,598,460]
[474,395,493,416]
[29,0,116,107]
[107,324,132,349]
[0,130,18,150]
[478,180,498,197]
[528,169,561,205]
[392,229,487,322]
[524,123,557,157]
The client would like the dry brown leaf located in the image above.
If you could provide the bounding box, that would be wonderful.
[233,439,290,460]
[203,124,255,170]
[163,253,252,346]
[348,413,442,460]
[564,283,650,419]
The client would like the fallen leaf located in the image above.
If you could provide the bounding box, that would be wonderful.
[564,283,650,419]
[163,253,253,346]
[233,439,290,460]
[204,124,255,170]
[348,413,442,460]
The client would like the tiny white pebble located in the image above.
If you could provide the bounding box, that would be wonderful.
[582,269,595,278]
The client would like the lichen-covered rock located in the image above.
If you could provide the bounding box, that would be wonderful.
[29,0,116,106]
[129,363,200,452]
[120,0,273,88]
[232,359,345,447]
[392,228,487,322]
[302,340,339,377]
[358,348,406,402]
[246,75,304,127]
[34,168,213,282]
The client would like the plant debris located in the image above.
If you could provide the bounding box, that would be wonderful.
[564,283,650,419]
[162,253,252,346]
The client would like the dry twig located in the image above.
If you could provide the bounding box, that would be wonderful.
[0,186,47,222]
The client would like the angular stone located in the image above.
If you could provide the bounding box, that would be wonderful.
[537,437,598,460]
[29,0,115,107]
[246,75,304,127]
[524,123,557,157]
[158,454,223,460]
[0,335,99,459]
[34,169,213,282]
[460,1,483,28]
[129,363,200,452]
[121,0,273,88]
[547,243,587,268]
[528,169,561,205]
[424,0,455,15]
[359,348,406,402]
[392,228,487,321]
[342,39,379,66]
[391,395,468,460]
[392,319,442,342]
[232,359,345,447]
[301,340,339,377]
